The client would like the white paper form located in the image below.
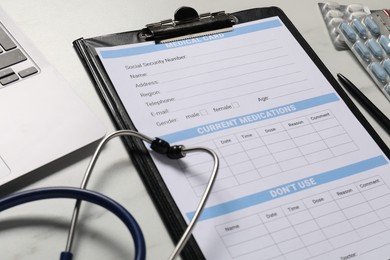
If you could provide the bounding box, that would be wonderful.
[97,17,390,259]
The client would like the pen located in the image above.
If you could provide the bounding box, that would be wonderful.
[337,73,390,135]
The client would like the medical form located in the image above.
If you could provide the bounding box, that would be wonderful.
[97,16,390,259]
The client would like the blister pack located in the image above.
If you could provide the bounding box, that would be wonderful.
[319,2,390,101]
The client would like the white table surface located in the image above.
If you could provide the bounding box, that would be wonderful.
[0,0,389,259]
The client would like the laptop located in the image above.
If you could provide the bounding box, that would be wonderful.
[0,7,106,185]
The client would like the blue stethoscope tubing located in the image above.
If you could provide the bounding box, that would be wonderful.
[0,187,146,260]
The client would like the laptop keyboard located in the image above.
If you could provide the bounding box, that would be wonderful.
[0,23,39,87]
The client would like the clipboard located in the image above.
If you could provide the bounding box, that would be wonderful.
[73,6,390,259]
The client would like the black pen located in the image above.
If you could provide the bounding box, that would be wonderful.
[337,73,390,135]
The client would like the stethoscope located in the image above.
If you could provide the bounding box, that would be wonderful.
[0,130,219,260]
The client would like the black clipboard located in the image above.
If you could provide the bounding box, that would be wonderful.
[73,6,390,259]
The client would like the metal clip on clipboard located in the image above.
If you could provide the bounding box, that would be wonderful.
[140,6,235,43]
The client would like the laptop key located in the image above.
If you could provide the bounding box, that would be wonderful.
[0,27,17,51]
[0,68,14,78]
[0,49,27,70]
[18,66,38,78]
[0,72,18,85]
